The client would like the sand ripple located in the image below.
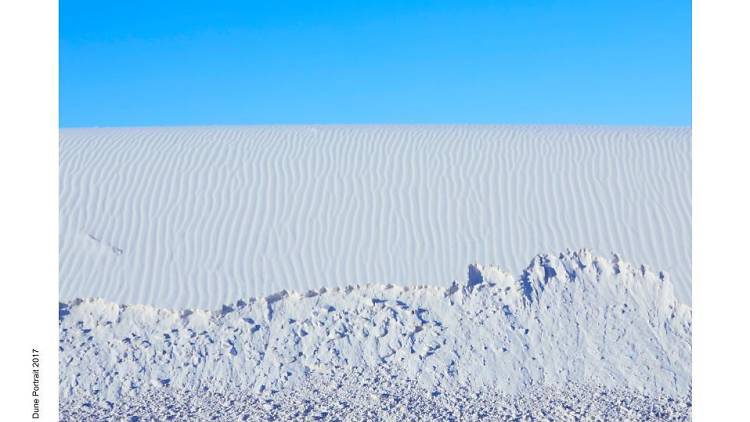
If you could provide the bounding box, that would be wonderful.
[60,125,691,307]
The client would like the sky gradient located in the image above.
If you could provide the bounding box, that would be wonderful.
[60,1,691,127]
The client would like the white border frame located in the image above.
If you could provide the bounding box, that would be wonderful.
[0,0,59,420]
[693,0,750,419]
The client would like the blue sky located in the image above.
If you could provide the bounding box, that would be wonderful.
[60,1,691,127]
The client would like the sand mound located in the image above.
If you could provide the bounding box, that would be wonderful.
[60,250,691,419]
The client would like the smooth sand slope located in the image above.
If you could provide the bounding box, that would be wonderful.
[60,125,691,308]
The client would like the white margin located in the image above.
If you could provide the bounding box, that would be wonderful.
[0,0,59,420]
[693,0,750,419]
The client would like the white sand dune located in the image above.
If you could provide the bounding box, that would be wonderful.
[59,125,691,308]
[59,250,691,419]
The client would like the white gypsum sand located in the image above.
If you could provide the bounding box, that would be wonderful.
[60,381,692,421]
[59,125,691,419]
[59,250,691,420]
[59,125,691,308]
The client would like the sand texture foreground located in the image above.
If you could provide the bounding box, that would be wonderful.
[59,250,691,420]
[60,125,691,308]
